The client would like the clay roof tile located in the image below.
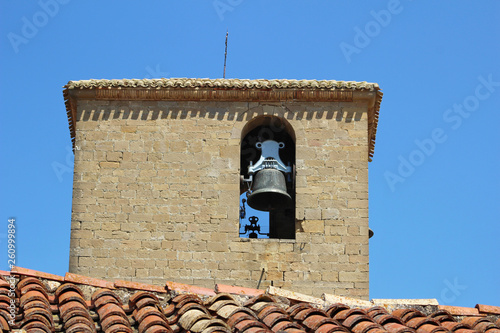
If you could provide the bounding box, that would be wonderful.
[205,293,240,307]
[21,320,53,333]
[326,304,351,318]
[476,305,500,316]
[5,271,500,333]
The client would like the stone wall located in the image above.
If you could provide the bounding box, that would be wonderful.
[69,99,370,299]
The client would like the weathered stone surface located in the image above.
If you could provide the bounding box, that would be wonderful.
[69,98,371,299]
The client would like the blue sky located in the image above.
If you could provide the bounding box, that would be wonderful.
[1,1,499,306]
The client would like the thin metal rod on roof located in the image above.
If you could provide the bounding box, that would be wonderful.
[223,30,228,79]
[256,268,265,289]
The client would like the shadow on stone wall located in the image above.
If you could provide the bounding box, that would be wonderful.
[78,107,364,123]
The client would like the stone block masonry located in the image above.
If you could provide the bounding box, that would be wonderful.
[66,80,380,300]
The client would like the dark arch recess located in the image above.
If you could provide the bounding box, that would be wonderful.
[239,115,296,239]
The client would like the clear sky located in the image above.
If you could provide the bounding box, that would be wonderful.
[1,1,499,307]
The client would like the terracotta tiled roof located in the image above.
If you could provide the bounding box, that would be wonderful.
[62,77,383,161]
[2,268,500,333]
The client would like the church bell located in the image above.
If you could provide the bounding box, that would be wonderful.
[247,168,292,211]
[244,139,293,212]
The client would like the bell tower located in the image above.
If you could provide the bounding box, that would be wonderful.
[64,78,382,299]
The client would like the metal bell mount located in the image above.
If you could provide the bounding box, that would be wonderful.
[245,140,292,211]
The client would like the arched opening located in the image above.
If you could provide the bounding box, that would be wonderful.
[239,116,296,239]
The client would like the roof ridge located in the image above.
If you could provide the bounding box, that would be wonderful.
[64,77,381,91]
